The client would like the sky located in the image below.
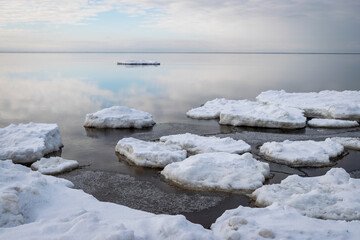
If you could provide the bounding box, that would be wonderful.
[0,0,359,52]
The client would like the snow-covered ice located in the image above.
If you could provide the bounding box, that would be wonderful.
[260,138,344,167]
[0,123,63,164]
[160,133,251,154]
[330,137,360,150]
[117,60,160,65]
[257,90,360,120]
[211,203,360,240]
[0,160,217,239]
[115,137,187,168]
[31,157,79,175]
[84,106,155,128]
[252,168,360,220]
[308,118,359,128]
[161,152,270,192]
[186,98,236,119]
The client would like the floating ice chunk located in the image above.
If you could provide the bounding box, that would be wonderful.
[257,90,360,120]
[252,168,360,220]
[0,123,63,164]
[330,137,360,150]
[260,138,344,167]
[31,157,79,175]
[84,106,155,128]
[115,137,187,168]
[160,133,251,154]
[0,160,216,239]
[211,203,360,240]
[186,98,237,119]
[117,60,160,65]
[308,118,359,128]
[161,152,270,192]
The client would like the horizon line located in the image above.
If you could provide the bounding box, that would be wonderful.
[0,51,360,54]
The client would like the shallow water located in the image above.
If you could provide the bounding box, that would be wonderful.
[1,53,360,228]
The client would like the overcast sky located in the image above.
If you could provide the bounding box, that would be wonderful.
[0,0,359,52]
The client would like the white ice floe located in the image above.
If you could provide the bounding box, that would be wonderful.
[115,137,187,168]
[160,133,251,154]
[161,152,270,192]
[0,123,63,164]
[31,157,79,175]
[257,90,360,120]
[0,160,216,239]
[211,203,360,240]
[117,60,160,65]
[330,137,360,150]
[308,118,359,128]
[186,98,235,119]
[84,106,155,128]
[260,138,344,167]
[252,168,360,220]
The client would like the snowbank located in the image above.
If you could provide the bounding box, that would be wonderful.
[31,157,79,175]
[84,106,155,128]
[160,133,251,154]
[308,118,359,128]
[115,137,187,168]
[330,137,360,150]
[161,152,270,192]
[117,60,160,65]
[211,203,360,240]
[252,168,360,220]
[0,160,217,239]
[257,90,360,120]
[0,123,63,164]
[259,138,344,167]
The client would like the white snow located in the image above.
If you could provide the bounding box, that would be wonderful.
[117,60,160,65]
[252,168,360,220]
[115,137,187,168]
[0,160,217,239]
[257,90,360,120]
[161,152,270,192]
[0,123,63,164]
[260,138,344,167]
[308,118,359,128]
[186,98,236,119]
[84,106,155,128]
[31,157,79,175]
[330,137,360,150]
[211,203,360,240]
[160,133,251,154]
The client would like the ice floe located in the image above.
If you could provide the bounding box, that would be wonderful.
[211,203,360,240]
[31,157,79,175]
[0,123,63,164]
[115,137,187,168]
[330,137,360,150]
[161,152,270,192]
[186,98,235,119]
[117,60,160,65]
[0,160,216,239]
[160,133,251,154]
[257,90,360,120]
[260,138,344,167]
[252,168,360,220]
[308,118,359,128]
[84,106,155,128]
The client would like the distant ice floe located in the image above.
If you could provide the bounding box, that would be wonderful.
[161,152,270,192]
[252,168,360,220]
[330,137,360,150]
[84,106,155,128]
[260,138,344,167]
[160,133,251,154]
[257,90,360,120]
[0,123,63,164]
[117,60,160,65]
[115,137,187,168]
[31,157,79,175]
[211,203,360,240]
[187,99,306,129]
[308,118,359,128]
[0,160,216,239]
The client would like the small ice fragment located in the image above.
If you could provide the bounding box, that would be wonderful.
[31,157,79,175]
[308,118,359,128]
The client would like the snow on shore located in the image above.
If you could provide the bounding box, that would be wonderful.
[330,137,360,150]
[160,133,251,154]
[161,152,270,192]
[252,168,360,220]
[84,106,155,128]
[31,157,79,175]
[0,123,63,164]
[260,139,344,167]
[307,118,359,128]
